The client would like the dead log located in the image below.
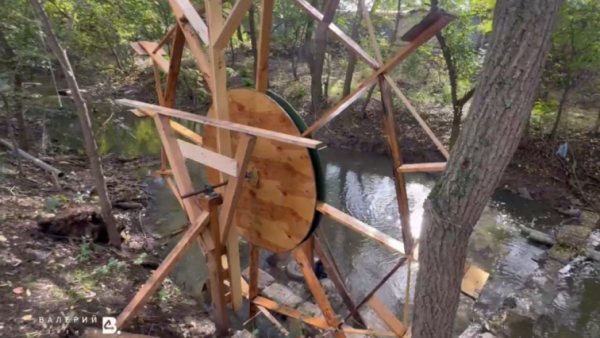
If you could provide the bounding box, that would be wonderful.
[0,138,64,177]
[37,206,111,243]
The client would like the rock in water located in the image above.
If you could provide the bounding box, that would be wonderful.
[231,330,253,338]
[241,267,274,291]
[262,283,303,308]
[517,187,533,200]
[556,226,592,249]
[581,211,600,229]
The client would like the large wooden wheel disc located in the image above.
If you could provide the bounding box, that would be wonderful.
[204,89,320,253]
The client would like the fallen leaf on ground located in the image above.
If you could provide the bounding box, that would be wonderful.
[13,287,24,294]
[22,315,33,321]
[26,289,31,296]
[0,235,7,242]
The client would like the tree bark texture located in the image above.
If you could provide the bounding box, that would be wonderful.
[29,0,122,248]
[342,5,362,97]
[594,107,600,133]
[412,1,563,338]
[389,0,402,45]
[248,4,258,74]
[311,0,339,111]
[550,78,571,139]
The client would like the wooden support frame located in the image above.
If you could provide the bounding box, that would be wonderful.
[255,0,274,92]
[214,0,254,50]
[174,0,210,44]
[177,139,239,177]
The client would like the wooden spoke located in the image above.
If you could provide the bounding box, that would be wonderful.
[367,297,407,338]
[384,74,450,159]
[138,41,169,73]
[397,162,446,173]
[153,26,176,53]
[116,211,210,329]
[302,80,376,137]
[163,26,185,108]
[404,262,412,326]
[117,100,325,149]
[293,248,346,338]
[258,306,289,335]
[152,63,165,106]
[174,0,210,44]
[219,134,257,242]
[291,0,378,68]
[168,0,214,93]
[214,0,254,50]
[248,244,260,319]
[317,202,406,256]
[177,139,239,176]
[256,0,274,92]
[359,0,383,64]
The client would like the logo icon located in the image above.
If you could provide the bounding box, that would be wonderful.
[102,317,118,334]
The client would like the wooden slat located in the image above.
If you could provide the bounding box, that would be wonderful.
[248,244,260,319]
[342,328,398,337]
[255,0,274,92]
[138,42,170,73]
[152,63,165,106]
[303,14,454,137]
[252,296,329,329]
[174,0,210,44]
[213,0,254,50]
[367,297,407,338]
[116,212,209,329]
[291,0,378,69]
[384,74,450,159]
[293,248,346,338]
[168,0,214,93]
[397,162,446,173]
[302,80,376,137]
[117,100,325,149]
[130,42,147,56]
[258,306,289,335]
[461,264,490,299]
[219,134,257,241]
[177,139,239,177]
[360,0,383,64]
[317,202,405,255]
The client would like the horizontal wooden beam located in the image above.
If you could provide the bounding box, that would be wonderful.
[397,162,446,173]
[117,99,325,149]
[384,75,450,159]
[316,202,405,256]
[129,108,204,145]
[213,0,254,50]
[291,0,378,69]
[177,139,238,177]
[252,296,330,329]
[174,0,210,44]
[138,42,169,73]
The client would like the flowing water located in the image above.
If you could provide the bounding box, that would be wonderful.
[24,81,600,337]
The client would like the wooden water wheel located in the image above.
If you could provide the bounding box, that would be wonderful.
[115,1,489,336]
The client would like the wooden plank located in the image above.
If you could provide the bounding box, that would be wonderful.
[291,0,378,69]
[138,42,169,73]
[316,202,405,256]
[152,63,165,107]
[164,26,186,108]
[378,76,414,253]
[130,42,147,56]
[397,162,446,173]
[135,108,204,145]
[153,26,176,53]
[174,0,210,44]
[342,328,398,337]
[461,264,490,299]
[177,139,239,177]
[200,195,229,334]
[248,244,260,319]
[219,134,257,241]
[384,74,450,159]
[258,305,290,335]
[116,212,210,329]
[367,297,407,338]
[252,296,330,329]
[303,14,454,137]
[293,248,345,338]
[314,235,366,328]
[168,0,214,93]
[359,0,383,65]
[214,0,254,50]
[300,236,315,270]
[117,99,325,149]
[152,114,214,254]
[255,0,274,92]
[302,80,376,137]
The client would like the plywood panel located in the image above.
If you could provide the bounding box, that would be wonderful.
[204,89,318,252]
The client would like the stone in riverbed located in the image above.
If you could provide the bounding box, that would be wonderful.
[262,283,303,308]
[241,267,274,291]
[581,211,600,229]
[517,187,533,200]
[297,301,323,319]
[231,330,253,338]
[556,225,592,248]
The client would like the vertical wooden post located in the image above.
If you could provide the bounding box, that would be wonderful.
[248,244,260,319]
[255,0,274,92]
[300,236,315,270]
[205,0,243,311]
[199,193,229,335]
[378,76,414,253]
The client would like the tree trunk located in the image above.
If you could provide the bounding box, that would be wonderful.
[448,107,461,148]
[360,85,376,119]
[248,4,258,74]
[594,106,600,133]
[230,38,235,66]
[550,79,571,139]
[389,0,402,45]
[29,0,122,248]
[342,5,362,98]
[237,25,244,42]
[1,93,23,176]
[13,72,29,151]
[311,0,339,111]
[412,1,563,338]
[291,25,302,81]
